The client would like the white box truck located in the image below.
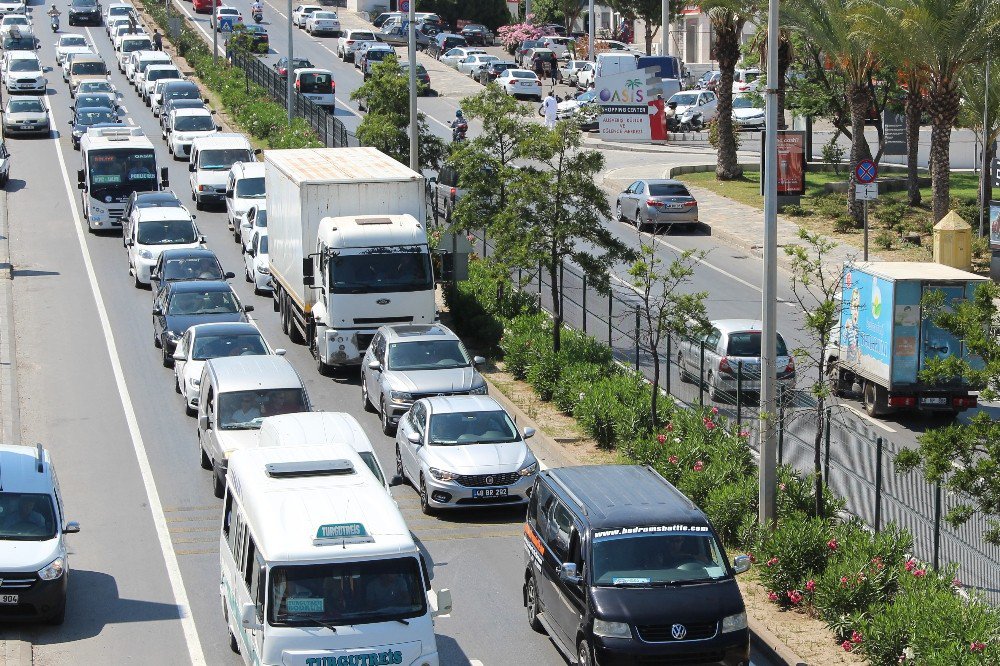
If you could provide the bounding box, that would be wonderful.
[265,147,436,374]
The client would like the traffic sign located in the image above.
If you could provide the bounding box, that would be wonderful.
[856,159,877,184]
[857,182,878,200]
[400,0,410,12]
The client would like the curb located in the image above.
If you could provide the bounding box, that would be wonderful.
[749,617,808,666]
[0,186,21,447]
[0,632,31,666]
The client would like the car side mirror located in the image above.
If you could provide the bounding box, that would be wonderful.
[389,474,403,487]
[243,305,254,313]
[150,272,160,281]
[254,148,262,155]
[125,239,133,247]
[558,562,582,585]
[431,588,452,617]
[406,431,421,445]
[225,189,233,198]
[240,603,262,630]
[204,97,210,103]
[473,356,485,366]
[172,350,187,361]
[224,271,236,279]
[198,413,210,430]
[733,554,751,574]
[198,235,206,244]
[216,125,222,131]
[63,521,81,534]
[188,163,196,172]
[368,360,381,371]
[523,427,536,439]
[247,248,256,257]
[274,349,286,356]
[151,306,163,316]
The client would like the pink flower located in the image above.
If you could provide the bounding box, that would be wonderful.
[851,631,863,644]
[747,552,756,563]
[767,591,778,602]
[704,420,715,430]
[952,577,962,588]
[738,430,749,438]
[668,455,679,464]
[827,538,839,551]
[666,422,674,431]
[842,641,854,652]
[711,406,719,414]
[970,642,986,653]
[913,568,927,578]
[839,576,849,588]
[787,590,802,605]
[693,460,704,472]
[779,483,787,491]
[766,557,778,567]
[805,580,816,593]
[656,434,667,444]
[872,556,884,570]
[905,559,916,572]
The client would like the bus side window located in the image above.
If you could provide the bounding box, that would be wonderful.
[244,538,256,590]
[249,552,265,622]
[223,492,233,539]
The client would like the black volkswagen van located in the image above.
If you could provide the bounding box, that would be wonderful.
[523,465,751,666]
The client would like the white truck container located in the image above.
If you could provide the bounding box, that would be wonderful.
[265,147,435,374]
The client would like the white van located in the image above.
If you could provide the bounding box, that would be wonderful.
[188,133,256,210]
[255,412,396,491]
[595,52,638,78]
[221,445,451,666]
[225,160,265,233]
[197,355,311,498]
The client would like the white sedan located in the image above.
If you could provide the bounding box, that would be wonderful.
[243,229,271,293]
[209,6,243,30]
[0,14,31,39]
[439,47,485,69]
[457,53,499,77]
[497,69,542,101]
[732,93,765,130]
[667,89,719,124]
[167,108,218,160]
[3,54,45,94]
[291,4,323,28]
[55,33,90,65]
[304,10,340,36]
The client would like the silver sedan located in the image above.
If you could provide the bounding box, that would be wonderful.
[2,95,49,137]
[615,178,699,232]
[395,395,538,514]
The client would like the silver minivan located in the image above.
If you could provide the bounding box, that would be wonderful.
[196,355,311,497]
[677,319,795,401]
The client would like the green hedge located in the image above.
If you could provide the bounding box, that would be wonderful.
[137,0,321,149]
[448,255,1000,664]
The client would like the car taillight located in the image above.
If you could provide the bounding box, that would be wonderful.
[294,80,300,90]
[718,357,733,375]
[449,187,456,200]
[889,396,916,407]
[646,199,664,207]
[952,396,977,408]
[347,39,354,44]
[683,200,697,207]
[784,357,795,373]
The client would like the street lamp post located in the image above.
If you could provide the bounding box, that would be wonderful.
[588,0,595,61]
[979,59,990,237]
[212,8,218,64]
[660,0,668,57]
[407,0,417,171]
[759,0,780,526]
[287,0,293,125]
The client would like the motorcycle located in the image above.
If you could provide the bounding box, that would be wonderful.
[252,9,263,23]
[50,15,60,32]
[451,119,468,142]
[678,110,704,133]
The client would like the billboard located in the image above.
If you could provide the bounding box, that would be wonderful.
[990,200,1000,250]
[760,130,806,196]
[595,68,663,143]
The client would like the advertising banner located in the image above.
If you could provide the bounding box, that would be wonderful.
[595,68,663,143]
[840,268,894,381]
[760,130,807,196]
[990,200,1000,250]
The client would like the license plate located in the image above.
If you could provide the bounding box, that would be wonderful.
[666,203,685,209]
[472,488,508,498]
[0,595,18,605]
[921,397,947,405]
[520,82,533,87]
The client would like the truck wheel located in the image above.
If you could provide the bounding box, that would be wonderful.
[288,313,305,344]
[863,381,888,417]
[279,295,290,335]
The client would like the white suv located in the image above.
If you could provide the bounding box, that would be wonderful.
[0,444,80,625]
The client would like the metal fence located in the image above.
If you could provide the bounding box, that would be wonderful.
[463,224,1000,603]
[230,50,356,148]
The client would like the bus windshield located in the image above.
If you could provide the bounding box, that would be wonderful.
[269,557,426,627]
[329,246,432,294]
[87,148,158,201]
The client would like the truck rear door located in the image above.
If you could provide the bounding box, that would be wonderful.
[918,283,967,387]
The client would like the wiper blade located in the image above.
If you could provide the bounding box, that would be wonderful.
[649,578,717,587]
[280,613,338,632]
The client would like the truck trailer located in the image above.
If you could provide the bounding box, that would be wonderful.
[265,147,435,374]
[827,262,988,417]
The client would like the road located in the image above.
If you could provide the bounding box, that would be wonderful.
[0,2,781,664]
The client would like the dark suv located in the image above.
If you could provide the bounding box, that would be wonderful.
[426,33,466,59]
[460,23,492,46]
[476,60,516,85]
[69,0,102,25]
[523,465,752,666]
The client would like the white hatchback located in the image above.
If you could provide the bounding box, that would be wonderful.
[456,53,499,77]
[497,69,542,101]
[167,108,219,160]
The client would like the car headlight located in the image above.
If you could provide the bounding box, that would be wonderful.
[257,266,270,275]
[468,384,488,395]
[722,611,748,633]
[428,467,458,482]
[38,557,65,581]
[390,390,414,402]
[138,249,153,259]
[518,460,538,477]
[592,619,631,639]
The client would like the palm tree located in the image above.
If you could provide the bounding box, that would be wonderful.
[785,0,877,225]
[958,57,1000,223]
[698,0,761,180]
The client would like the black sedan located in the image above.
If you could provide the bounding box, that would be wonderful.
[151,248,235,300]
[71,93,117,116]
[477,61,517,85]
[400,62,431,95]
[243,25,269,51]
[68,0,102,26]
[71,110,121,149]
[152,281,253,367]
[272,57,313,78]
[460,23,492,46]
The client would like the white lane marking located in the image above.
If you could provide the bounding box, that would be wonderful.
[650,234,764,294]
[841,404,897,433]
[470,661,485,666]
[42,94,208,666]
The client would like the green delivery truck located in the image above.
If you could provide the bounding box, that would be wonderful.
[827,262,988,417]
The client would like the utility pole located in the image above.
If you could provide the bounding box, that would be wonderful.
[212,9,218,64]
[979,59,990,237]
[660,0,668,57]
[759,0,779,527]
[287,0,294,124]
[588,0,595,61]
[407,0,417,171]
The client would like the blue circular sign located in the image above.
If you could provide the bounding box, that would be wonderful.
[400,0,410,12]
[856,159,877,184]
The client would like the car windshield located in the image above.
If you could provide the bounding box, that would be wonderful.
[191,333,267,360]
[353,31,374,40]
[217,388,307,429]
[72,61,107,75]
[219,7,239,14]
[743,71,761,83]
[0,492,57,541]
[109,6,132,15]
[164,85,201,101]
[122,39,152,53]
[235,177,265,198]
[199,148,252,170]
[74,0,98,5]
[77,95,113,109]
[269,557,425,627]
[388,339,470,371]
[8,99,43,113]
[79,81,113,93]
[9,59,38,72]
[174,115,215,132]
[138,219,198,245]
[329,248,433,294]
[299,72,332,94]
[3,38,35,50]
[3,17,28,26]
[148,68,180,81]
[648,183,690,196]
[592,532,730,586]
[61,36,88,47]
[314,12,337,18]
[167,289,240,315]
[358,451,384,486]
[670,93,698,106]
[726,331,789,357]
[77,110,117,125]
[511,71,536,79]
[257,236,268,253]
[428,410,518,445]
[162,256,223,281]
[732,96,761,110]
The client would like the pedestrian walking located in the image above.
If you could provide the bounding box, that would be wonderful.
[127,14,137,34]
[542,91,557,130]
[152,29,162,51]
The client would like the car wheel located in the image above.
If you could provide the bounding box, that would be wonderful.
[419,474,434,515]
[677,351,691,383]
[577,638,593,666]
[707,371,722,402]
[615,201,623,222]
[395,444,405,481]
[200,439,212,469]
[174,373,181,394]
[362,379,375,413]
[212,465,224,498]
[525,574,543,632]
[44,602,66,626]
[154,332,162,348]
[245,266,252,283]
[380,398,395,435]
[229,626,240,654]
[635,208,645,231]
[162,344,173,368]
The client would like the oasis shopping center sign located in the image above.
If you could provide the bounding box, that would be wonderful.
[596,68,663,143]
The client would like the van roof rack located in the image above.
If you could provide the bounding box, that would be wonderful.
[265,459,354,478]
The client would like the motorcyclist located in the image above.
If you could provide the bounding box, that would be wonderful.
[450,109,467,140]
[47,5,61,31]
[251,1,263,18]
